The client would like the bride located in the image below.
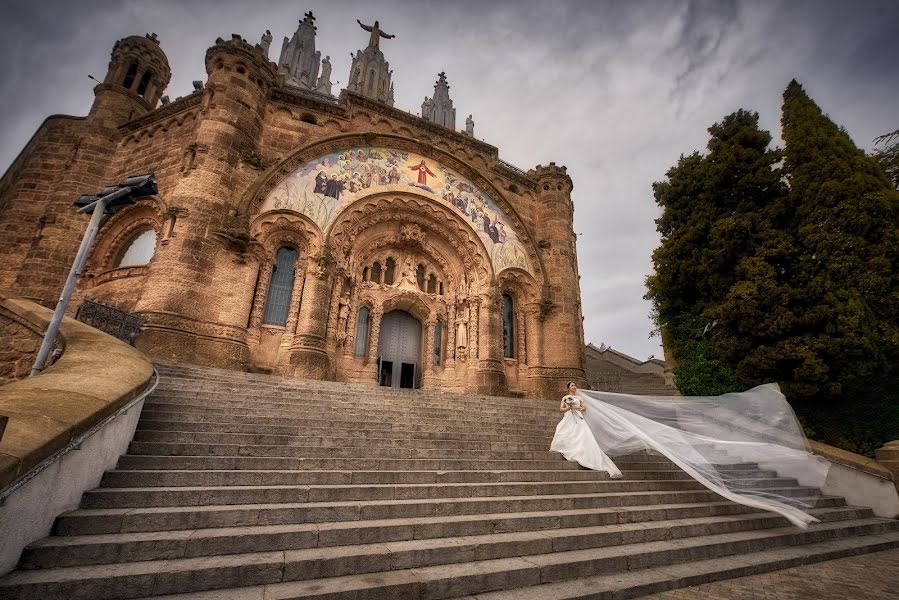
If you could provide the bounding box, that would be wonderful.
[551,382,622,478]
[551,381,831,528]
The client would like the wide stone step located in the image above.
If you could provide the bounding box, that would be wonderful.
[116,455,589,471]
[141,402,558,432]
[469,531,899,600]
[150,373,537,405]
[148,390,559,417]
[138,410,554,436]
[5,518,895,600]
[126,441,564,460]
[130,429,551,451]
[135,420,554,444]
[139,406,556,435]
[100,467,777,488]
[20,506,871,570]
[145,388,555,412]
[54,490,845,536]
[79,480,711,509]
[100,469,620,487]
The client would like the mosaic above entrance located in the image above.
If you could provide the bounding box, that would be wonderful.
[260,147,530,274]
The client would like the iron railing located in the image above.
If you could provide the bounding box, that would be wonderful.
[75,299,142,345]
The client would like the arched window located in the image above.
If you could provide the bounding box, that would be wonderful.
[136,70,153,97]
[115,228,157,267]
[438,282,444,295]
[371,261,382,283]
[433,320,443,367]
[262,247,299,326]
[427,274,437,294]
[416,264,425,291]
[122,62,139,89]
[502,293,515,359]
[384,257,396,285]
[354,306,370,357]
[362,266,369,281]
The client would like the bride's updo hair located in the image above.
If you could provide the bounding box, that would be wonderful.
[566,381,576,391]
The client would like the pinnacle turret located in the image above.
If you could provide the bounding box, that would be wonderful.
[278,11,332,94]
[347,18,395,105]
[421,72,456,130]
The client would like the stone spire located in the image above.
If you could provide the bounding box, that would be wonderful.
[347,18,395,105]
[278,11,328,92]
[421,71,456,130]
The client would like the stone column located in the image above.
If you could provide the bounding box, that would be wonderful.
[445,302,457,368]
[362,307,384,382]
[524,302,544,366]
[476,291,507,395]
[248,261,275,331]
[425,315,436,371]
[468,298,479,361]
[288,258,332,379]
[284,267,306,336]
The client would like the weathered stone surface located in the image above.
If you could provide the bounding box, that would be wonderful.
[0,296,154,488]
[2,363,899,599]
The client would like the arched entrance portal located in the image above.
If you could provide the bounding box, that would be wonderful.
[377,310,422,389]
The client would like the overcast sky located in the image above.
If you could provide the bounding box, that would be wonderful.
[1,0,896,361]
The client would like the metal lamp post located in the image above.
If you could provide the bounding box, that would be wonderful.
[29,174,158,376]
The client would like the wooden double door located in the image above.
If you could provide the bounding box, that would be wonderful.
[377,310,422,389]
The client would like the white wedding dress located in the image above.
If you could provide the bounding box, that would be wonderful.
[550,395,622,478]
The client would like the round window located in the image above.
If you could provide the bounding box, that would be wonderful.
[115,228,157,267]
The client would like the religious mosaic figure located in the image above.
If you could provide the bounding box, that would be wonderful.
[261,146,532,274]
[410,160,435,185]
[324,174,344,199]
[314,171,328,194]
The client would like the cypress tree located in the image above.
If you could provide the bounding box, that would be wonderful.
[774,80,899,451]
[779,80,899,394]
[647,110,785,395]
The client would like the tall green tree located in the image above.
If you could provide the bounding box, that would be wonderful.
[772,81,899,450]
[778,80,899,397]
[646,110,786,395]
[873,129,899,190]
[648,82,899,454]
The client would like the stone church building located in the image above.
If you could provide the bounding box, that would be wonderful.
[0,12,587,399]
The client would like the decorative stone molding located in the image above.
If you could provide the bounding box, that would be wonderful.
[139,311,248,345]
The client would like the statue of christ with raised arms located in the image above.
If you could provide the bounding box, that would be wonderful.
[357,19,395,50]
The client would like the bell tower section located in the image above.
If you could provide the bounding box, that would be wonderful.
[529,163,587,396]
[89,33,172,128]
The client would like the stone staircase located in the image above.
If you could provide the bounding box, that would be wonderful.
[2,362,898,600]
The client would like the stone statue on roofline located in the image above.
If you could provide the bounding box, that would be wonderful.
[357,19,395,50]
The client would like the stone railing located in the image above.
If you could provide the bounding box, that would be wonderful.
[0,293,155,574]
[809,439,899,519]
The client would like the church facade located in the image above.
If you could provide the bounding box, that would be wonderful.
[0,13,586,399]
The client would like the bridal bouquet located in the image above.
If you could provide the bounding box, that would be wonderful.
[564,397,585,420]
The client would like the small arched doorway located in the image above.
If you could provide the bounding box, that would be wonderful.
[377,310,422,389]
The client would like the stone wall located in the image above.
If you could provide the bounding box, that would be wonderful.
[584,344,678,396]
[0,305,43,385]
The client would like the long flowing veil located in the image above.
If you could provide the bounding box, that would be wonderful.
[577,383,831,528]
